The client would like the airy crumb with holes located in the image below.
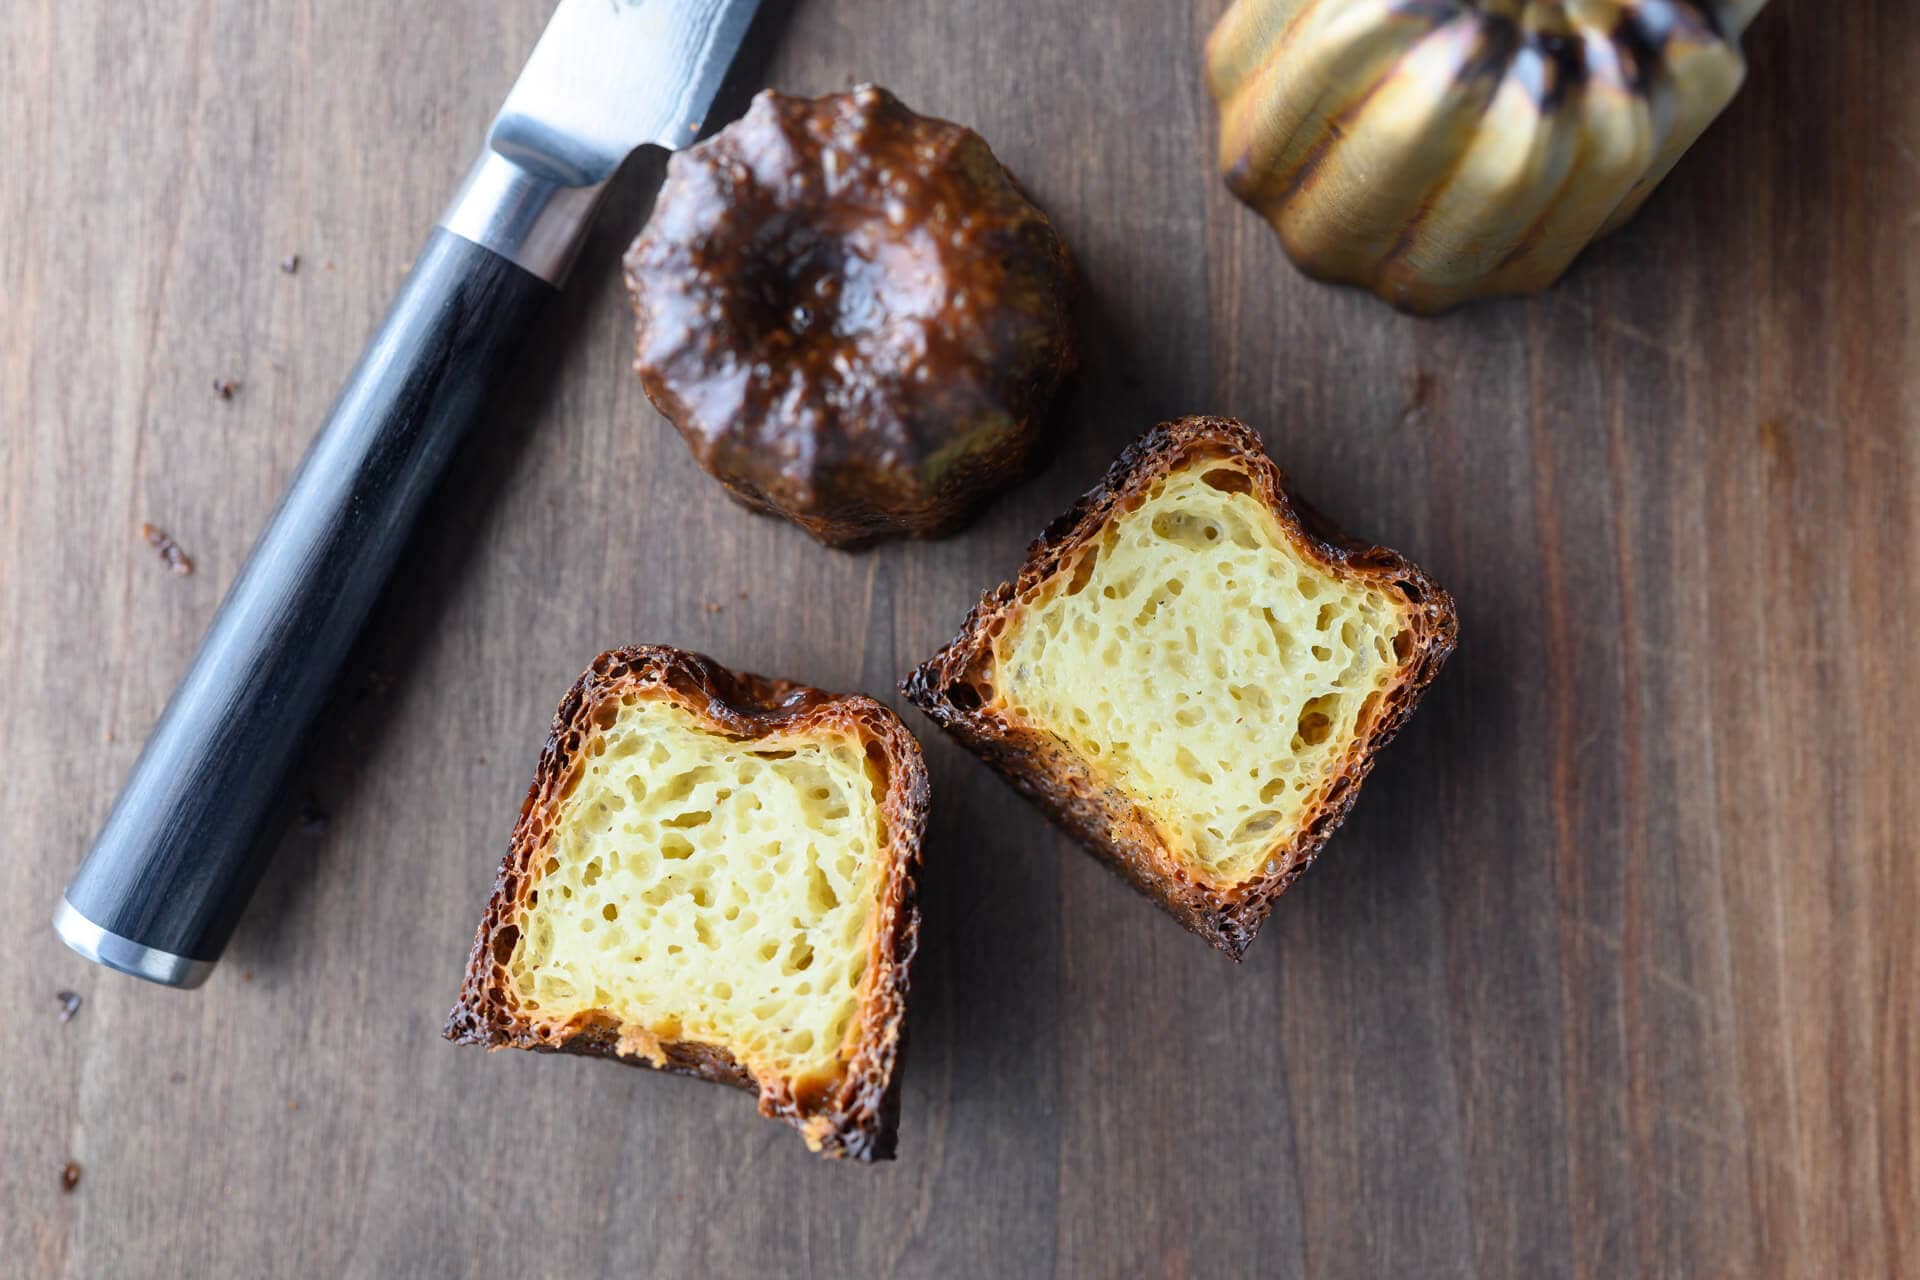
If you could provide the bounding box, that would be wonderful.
[446,646,928,1160]
[904,416,1456,958]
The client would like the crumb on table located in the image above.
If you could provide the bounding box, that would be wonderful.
[298,793,330,834]
[138,523,194,576]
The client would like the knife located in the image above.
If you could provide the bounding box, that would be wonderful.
[55,0,768,988]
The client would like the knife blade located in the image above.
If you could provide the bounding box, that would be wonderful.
[498,0,762,173]
[55,0,767,988]
[451,0,766,282]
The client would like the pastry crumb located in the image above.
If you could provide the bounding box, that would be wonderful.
[138,524,194,576]
[298,793,330,834]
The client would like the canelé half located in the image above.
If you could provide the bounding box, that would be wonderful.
[905,418,1455,957]
[447,646,927,1160]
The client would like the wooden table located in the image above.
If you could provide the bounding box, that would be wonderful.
[4,2,1913,1275]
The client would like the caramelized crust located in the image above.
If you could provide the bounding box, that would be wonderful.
[446,646,928,1160]
[624,86,1076,548]
[904,418,1456,958]
[1205,0,1762,312]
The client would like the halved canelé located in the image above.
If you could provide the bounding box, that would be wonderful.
[905,417,1456,958]
[446,646,928,1160]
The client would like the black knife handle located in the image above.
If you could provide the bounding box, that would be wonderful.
[57,227,554,986]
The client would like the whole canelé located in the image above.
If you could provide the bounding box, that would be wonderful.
[1205,1,1769,313]
[624,86,1076,549]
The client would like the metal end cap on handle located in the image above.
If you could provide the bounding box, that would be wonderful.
[52,897,215,989]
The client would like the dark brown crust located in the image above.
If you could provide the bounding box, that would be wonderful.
[445,646,928,1162]
[903,417,1456,959]
[624,86,1077,549]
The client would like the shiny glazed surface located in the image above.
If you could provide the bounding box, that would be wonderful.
[625,86,1076,547]
[1206,0,1767,312]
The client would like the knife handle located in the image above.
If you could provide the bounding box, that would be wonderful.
[57,224,555,987]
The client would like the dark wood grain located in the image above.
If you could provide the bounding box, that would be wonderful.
[2,1,1913,1276]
